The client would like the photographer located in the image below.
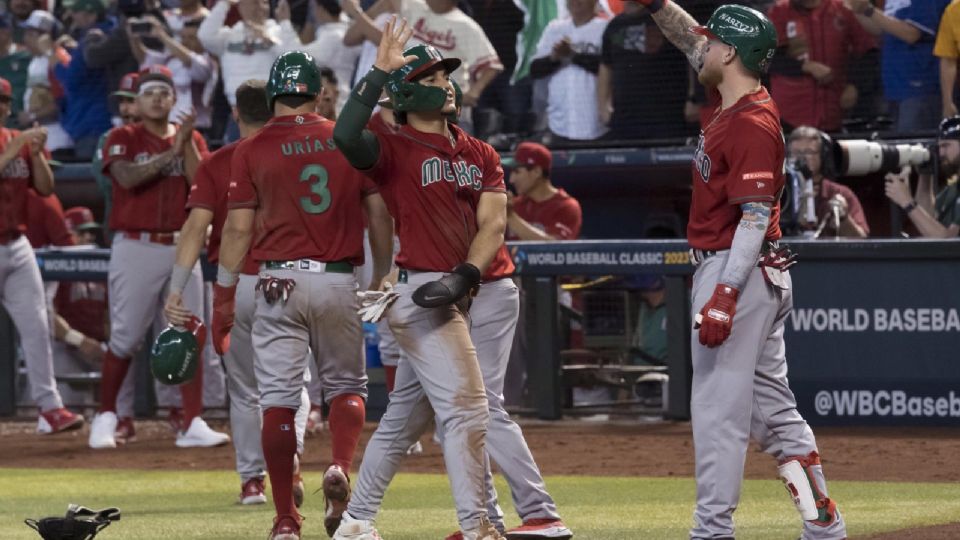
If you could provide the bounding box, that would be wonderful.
[885,117,960,238]
[787,126,870,238]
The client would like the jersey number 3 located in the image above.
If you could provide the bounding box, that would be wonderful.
[299,164,331,214]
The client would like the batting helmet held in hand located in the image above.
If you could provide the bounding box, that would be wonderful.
[691,4,777,74]
[386,44,460,113]
[267,50,322,109]
[150,321,203,385]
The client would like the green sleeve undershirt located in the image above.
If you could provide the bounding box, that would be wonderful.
[333,67,389,170]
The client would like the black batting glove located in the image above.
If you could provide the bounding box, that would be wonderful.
[412,263,482,308]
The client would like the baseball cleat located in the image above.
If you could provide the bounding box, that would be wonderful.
[239,477,267,505]
[269,514,302,540]
[462,522,506,540]
[293,454,305,508]
[37,407,84,435]
[323,464,351,537]
[505,519,573,539]
[406,440,423,455]
[88,411,118,449]
[176,417,230,448]
[332,511,381,539]
[114,416,136,444]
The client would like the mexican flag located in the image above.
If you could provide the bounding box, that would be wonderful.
[510,0,621,84]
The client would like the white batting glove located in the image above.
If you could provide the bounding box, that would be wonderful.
[357,283,400,323]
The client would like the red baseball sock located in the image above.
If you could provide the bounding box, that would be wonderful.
[179,356,204,429]
[263,407,298,518]
[384,365,397,394]
[327,394,366,471]
[98,350,131,413]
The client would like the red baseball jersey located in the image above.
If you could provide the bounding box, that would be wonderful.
[483,245,516,281]
[0,128,45,236]
[512,188,582,240]
[366,123,507,272]
[54,281,109,342]
[688,87,784,251]
[186,142,259,275]
[25,191,74,248]
[228,113,377,264]
[103,124,209,232]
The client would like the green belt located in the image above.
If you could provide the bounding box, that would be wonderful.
[264,260,354,273]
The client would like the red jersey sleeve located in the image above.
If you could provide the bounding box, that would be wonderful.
[481,144,506,192]
[725,119,783,205]
[227,141,258,209]
[186,158,218,211]
[365,131,397,184]
[101,127,135,176]
[360,173,379,197]
[549,198,582,240]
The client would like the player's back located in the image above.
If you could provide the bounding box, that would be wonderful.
[230,113,375,264]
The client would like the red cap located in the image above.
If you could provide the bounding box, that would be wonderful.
[510,142,552,173]
[64,207,100,231]
[114,72,139,98]
[0,78,12,99]
[138,65,175,88]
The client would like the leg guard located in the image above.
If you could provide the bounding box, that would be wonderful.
[778,451,838,526]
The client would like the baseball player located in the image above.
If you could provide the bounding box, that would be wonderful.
[642,2,846,539]
[88,65,230,450]
[0,75,84,435]
[332,20,508,540]
[164,79,306,506]
[215,51,392,540]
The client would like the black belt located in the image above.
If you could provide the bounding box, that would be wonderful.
[690,241,780,266]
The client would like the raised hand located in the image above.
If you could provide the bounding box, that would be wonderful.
[173,109,197,155]
[373,16,417,73]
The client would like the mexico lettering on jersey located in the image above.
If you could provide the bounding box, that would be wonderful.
[0,127,44,235]
[365,122,506,272]
[687,87,784,250]
[228,113,377,264]
[186,142,259,274]
[102,123,209,232]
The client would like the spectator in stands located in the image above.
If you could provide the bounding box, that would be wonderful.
[846,0,949,132]
[19,10,72,151]
[302,0,358,112]
[465,0,528,136]
[504,141,582,240]
[130,15,216,130]
[164,0,209,36]
[389,0,503,132]
[767,0,875,132]
[82,0,162,119]
[787,126,870,238]
[8,0,40,44]
[0,13,33,127]
[598,0,687,139]
[54,0,114,159]
[885,116,960,238]
[631,276,667,365]
[935,0,960,119]
[198,0,299,141]
[342,0,394,87]
[317,66,339,120]
[92,71,140,240]
[530,0,608,142]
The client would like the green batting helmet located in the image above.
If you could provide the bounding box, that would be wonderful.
[150,325,200,385]
[267,51,322,108]
[386,44,461,113]
[691,4,777,74]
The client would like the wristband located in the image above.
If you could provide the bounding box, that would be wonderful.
[902,200,918,214]
[217,263,239,287]
[169,264,192,295]
[65,329,84,347]
[353,67,389,108]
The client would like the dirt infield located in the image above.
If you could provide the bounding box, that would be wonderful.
[2,419,959,538]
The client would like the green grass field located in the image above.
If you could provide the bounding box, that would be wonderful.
[3,469,960,539]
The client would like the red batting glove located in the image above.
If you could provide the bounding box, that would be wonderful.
[697,284,740,348]
[212,283,237,356]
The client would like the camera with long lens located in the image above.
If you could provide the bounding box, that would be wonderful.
[825,138,933,176]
